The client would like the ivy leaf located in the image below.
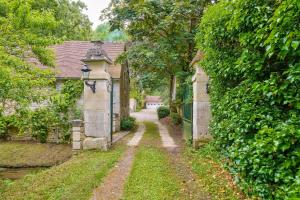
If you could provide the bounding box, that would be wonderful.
[291,41,300,50]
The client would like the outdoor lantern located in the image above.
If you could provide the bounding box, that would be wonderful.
[81,64,91,79]
[81,64,96,93]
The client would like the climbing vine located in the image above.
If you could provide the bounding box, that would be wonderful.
[49,80,84,141]
[0,80,83,143]
[196,0,300,199]
[36,80,84,142]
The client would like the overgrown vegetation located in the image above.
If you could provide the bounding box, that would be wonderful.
[103,0,213,106]
[120,116,136,131]
[0,145,125,200]
[0,80,83,143]
[157,106,170,119]
[0,0,91,142]
[170,112,182,125]
[196,0,300,199]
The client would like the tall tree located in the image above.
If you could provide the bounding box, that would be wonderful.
[102,0,212,106]
[0,0,92,137]
[93,22,129,42]
[31,0,92,40]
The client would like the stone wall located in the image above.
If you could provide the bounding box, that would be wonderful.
[192,66,212,146]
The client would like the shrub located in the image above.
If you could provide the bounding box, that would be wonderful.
[157,106,170,119]
[0,114,7,139]
[121,116,136,131]
[31,108,54,143]
[196,0,300,199]
[170,112,182,125]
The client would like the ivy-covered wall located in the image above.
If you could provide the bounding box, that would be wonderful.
[196,0,299,199]
[0,80,83,143]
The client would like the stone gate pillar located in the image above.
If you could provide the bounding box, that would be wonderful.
[81,41,112,151]
[192,66,212,147]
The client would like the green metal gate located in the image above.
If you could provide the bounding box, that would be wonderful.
[182,85,193,141]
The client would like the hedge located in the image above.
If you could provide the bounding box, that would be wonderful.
[196,0,300,199]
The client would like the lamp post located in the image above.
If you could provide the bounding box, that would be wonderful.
[81,64,96,93]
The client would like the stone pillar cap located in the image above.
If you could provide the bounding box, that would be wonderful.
[72,119,83,127]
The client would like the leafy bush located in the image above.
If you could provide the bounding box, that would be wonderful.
[196,0,300,199]
[0,113,7,139]
[157,106,170,119]
[50,80,84,142]
[0,80,83,143]
[121,116,136,131]
[170,112,182,125]
[31,108,54,143]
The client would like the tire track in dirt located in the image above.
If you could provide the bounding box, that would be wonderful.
[91,124,145,200]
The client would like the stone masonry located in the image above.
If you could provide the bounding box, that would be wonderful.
[192,66,212,147]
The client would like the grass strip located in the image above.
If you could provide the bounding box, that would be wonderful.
[123,121,184,200]
[0,144,125,200]
[185,143,250,200]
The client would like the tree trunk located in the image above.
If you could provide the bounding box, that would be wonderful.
[169,75,177,112]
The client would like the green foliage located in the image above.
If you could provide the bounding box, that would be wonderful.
[196,0,300,199]
[31,0,92,40]
[157,106,170,119]
[170,112,182,125]
[103,0,212,102]
[0,79,83,143]
[0,0,91,142]
[120,116,136,131]
[129,76,146,111]
[185,142,246,200]
[92,22,128,42]
[50,80,84,141]
[31,108,54,143]
[0,113,7,139]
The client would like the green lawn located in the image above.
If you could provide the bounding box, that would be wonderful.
[0,145,126,200]
[0,141,72,167]
[185,143,250,200]
[123,122,185,200]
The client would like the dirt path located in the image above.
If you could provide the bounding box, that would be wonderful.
[134,109,210,199]
[156,121,177,149]
[91,147,135,200]
[92,109,210,200]
[161,118,211,200]
[127,124,145,146]
[91,122,145,200]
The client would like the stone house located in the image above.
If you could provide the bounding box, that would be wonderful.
[33,41,130,134]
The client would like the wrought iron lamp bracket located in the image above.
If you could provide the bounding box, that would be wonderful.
[85,80,96,93]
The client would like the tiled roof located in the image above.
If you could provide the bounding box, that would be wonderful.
[145,96,163,103]
[33,41,126,79]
